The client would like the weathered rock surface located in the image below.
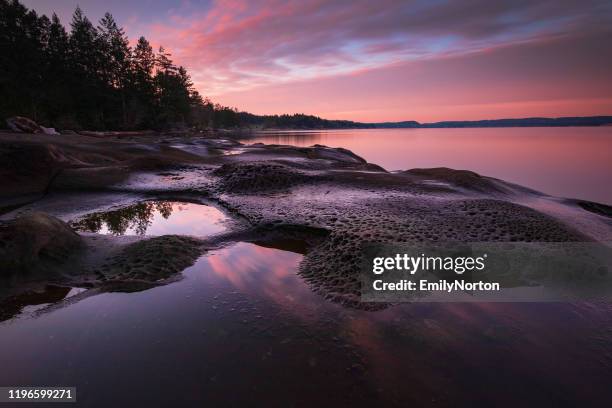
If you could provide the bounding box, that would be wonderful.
[0,142,80,199]
[98,235,203,284]
[213,162,317,193]
[6,116,42,133]
[0,212,83,275]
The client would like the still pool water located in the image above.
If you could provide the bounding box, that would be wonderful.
[1,242,611,407]
[245,127,612,204]
[71,201,228,236]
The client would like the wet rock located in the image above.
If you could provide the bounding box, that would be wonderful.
[403,167,509,194]
[50,166,130,191]
[213,162,315,193]
[309,145,367,164]
[6,116,42,133]
[297,197,592,308]
[0,212,84,275]
[101,235,203,283]
[0,142,77,197]
[1,132,609,311]
[576,200,612,218]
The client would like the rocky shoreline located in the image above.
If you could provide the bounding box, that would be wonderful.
[1,130,611,317]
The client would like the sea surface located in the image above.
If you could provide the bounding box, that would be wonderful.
[246,127,612,204]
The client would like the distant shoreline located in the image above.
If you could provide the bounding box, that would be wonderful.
[372,116,612,129]
[241,115,612,130]
[4,115,612,135]
[249,123,612,131]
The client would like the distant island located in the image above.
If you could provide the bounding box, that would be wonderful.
[237,113,612,130]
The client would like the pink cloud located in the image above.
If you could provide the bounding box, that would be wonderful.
[211,26,612,121]
[135,0,611,102]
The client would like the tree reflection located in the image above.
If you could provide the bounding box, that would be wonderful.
[72,201,174,235]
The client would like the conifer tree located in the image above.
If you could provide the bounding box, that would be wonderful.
[69,6,105,127]
[128,36,157,128]
[0,0,243,130]
[98,12,131,127]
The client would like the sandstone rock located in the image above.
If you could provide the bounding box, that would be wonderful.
[213,162,314,193]
[102,235,203,283]
[6,116,42,133]
[0,142,71,197]
[0,212,84,275]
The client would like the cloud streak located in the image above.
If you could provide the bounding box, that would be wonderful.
[141,0,612,96]
[22,0,612,120]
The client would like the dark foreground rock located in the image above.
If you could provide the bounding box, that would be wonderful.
[6,116,42,133]
[97,235,204,286]
[0,212,83,275]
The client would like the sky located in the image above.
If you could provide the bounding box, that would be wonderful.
[23,0,612,122]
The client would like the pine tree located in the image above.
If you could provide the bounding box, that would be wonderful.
[156,46,176,74]
[0,0,47,120]
[98,12,131,128]
[41,13,71,125]
[155,47,187,126]
[69,6,105,127]
[0,0,239,130]
[129,36,157,128]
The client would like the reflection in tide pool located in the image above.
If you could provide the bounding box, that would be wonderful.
[0,285,86,321]
[71,201,228,236]
[1,243,611,407]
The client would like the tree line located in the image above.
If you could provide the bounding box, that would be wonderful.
[0,0,240,130]
[0,0,397,132]
[237,112,371,129]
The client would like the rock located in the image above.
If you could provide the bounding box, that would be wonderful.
[0,212,84,275]
[213,162,315,193]
[102,235,203,283]
[0,142,72,197]
[575,200,612,218]
[6,116,42,133]
[310,145,367,164]
[403,167,507,193]
[41,126,60,135]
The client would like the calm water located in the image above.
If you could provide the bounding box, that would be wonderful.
[71,201,228,236]
[1,242,612,406]
[247,127,612,204]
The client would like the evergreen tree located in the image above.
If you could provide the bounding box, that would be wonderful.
[98,12,131,128]
[129,36,156,128]
[0,0,242,130]
[154,47,191,126]
[155,46,176,74]
[68,6,105,127]
[0,0,47,120]
[41,13,71,125]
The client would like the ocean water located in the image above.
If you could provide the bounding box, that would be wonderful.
[246,127,612,204]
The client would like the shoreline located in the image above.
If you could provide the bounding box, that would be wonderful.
[1,130,611,314]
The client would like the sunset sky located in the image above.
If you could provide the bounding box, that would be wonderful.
[23,0,612,122]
